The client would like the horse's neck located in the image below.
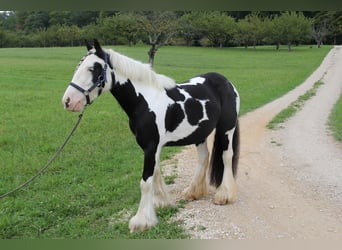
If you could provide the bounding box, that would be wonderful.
[110,78,160,119]
[108,49,175,90]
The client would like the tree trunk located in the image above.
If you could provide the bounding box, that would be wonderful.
[287,41,292,52]
[317,40,321,48]
[148,44,158,68]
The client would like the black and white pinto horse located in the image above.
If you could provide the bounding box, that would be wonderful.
[62,40,240,232]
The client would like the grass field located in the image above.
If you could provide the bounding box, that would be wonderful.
[329,95,342,141]
[0,45,332,238]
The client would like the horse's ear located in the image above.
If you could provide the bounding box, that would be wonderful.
[94,39,106,60]
[94,39,102,52]
[85,40,92,51]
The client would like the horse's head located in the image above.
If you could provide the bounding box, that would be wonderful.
[62,39,113,112]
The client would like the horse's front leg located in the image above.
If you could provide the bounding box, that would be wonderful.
[129,145,159,233]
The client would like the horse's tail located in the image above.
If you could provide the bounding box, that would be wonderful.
[209,119,240,187]
[231,119,240,178]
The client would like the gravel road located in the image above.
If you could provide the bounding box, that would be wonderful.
[163,46,342,239]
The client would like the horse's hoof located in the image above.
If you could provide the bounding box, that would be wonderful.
[129,214,158,233]
[213,184,237,205]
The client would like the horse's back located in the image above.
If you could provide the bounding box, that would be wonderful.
[197,72,239,101]
[196,72,240,130]
[163,72,239,147]
[179,72,239,116]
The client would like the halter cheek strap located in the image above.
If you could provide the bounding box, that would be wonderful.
[69,53,112,105]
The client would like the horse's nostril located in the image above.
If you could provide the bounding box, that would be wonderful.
[65,97,70,108]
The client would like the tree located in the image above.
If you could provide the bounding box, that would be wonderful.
[136,11,179,67]
[113,12,141,46]
[263,14,284,50]
[0,11,16,31]
[263,12,312,51]
[245,13,265,49]
[23,11,49,33]
[80,23,101,45]
[236,18,252,48]
[330,12,342,45]
[312,11,342,47]
[179,11,207,46]
[276,11,312,51]
[236,12,265,49]
[68,11,99,27]
[96,13,141,46]
[202,12,237,48]
[49,11,72,26]
[312,15,330,48]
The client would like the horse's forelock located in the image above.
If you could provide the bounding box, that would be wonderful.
[74,50,96,72]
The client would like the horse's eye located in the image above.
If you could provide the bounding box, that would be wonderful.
[89,67,94,72]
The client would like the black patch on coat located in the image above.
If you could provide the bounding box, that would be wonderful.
[166,88,185,102]
[91,62,103,84]
[110,79,160,181]
[184,98,203,125]
[179,84,208,100]
[166,72,238,150]
[165,119,214,146]
[165,103,185,132]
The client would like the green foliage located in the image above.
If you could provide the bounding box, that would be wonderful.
[134,11,179,66]
[0,45,331,238]
[236,12,265,49]
[312,11,342,46]
[178,11,207,46]
[328,94,342,141]
[1,11,341,49]
[275,11,312,51]
[201,11,237,47]
[97,12,142,46]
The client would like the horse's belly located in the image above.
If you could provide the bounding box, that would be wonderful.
[163,120,215,146]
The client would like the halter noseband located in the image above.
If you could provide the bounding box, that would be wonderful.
[69,53,112,105]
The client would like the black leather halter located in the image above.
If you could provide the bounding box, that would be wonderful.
[69,53,112,105]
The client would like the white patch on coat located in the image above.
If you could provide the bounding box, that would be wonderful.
[182,140,209,200]
[231,82,240,115]
[129,177,158,232]
[214,128,237,204]
[187,76,206,85]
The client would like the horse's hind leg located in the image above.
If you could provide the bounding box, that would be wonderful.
[182,139,209,200]
[153,166,171,208]
[213,128,237,205]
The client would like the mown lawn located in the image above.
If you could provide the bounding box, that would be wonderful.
[0,45,331,238]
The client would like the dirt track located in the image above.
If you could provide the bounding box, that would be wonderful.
[164,46,342,239]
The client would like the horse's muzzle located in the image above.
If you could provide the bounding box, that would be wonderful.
[64,97,71,109]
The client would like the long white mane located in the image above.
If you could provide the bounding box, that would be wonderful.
[106,49,176,90]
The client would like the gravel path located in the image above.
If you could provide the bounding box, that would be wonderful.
[163,46,342,239]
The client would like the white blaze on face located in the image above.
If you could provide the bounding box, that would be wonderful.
[62,54,99,112]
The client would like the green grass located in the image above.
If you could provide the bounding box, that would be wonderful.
[267,80,324,129]
[329,94,342,141]
[0,45,331,239]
